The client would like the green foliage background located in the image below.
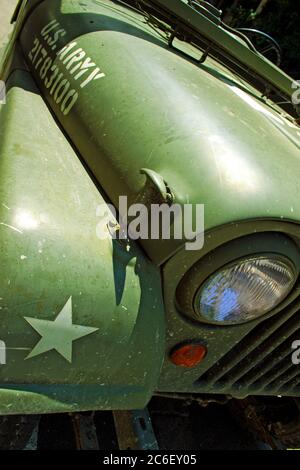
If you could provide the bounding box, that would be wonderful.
[220,0,300,77]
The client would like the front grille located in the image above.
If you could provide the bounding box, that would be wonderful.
[196,298,300,397]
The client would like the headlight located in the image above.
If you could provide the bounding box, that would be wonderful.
[195,255,296,325]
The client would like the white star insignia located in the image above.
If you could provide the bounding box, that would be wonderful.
[24,297,99,363]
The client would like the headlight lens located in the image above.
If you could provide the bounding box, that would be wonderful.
[196,255,296,324]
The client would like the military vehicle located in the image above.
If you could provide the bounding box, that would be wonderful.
[1,0,300,449]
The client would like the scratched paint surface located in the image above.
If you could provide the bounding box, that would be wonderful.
[0,65,165,413]
[18,0,300,268]
[0,0,17,48]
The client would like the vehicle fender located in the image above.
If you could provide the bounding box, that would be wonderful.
[0,68,165,414]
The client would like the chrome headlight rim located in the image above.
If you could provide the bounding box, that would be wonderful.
[176,233,300,326]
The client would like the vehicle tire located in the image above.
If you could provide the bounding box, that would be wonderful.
[229,397,300,449]
[270,410,300,448]
[0,415,39,450]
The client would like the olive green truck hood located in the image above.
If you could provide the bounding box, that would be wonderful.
[0,69,165,414]
[18,0,300,264]
[0,0,300,414]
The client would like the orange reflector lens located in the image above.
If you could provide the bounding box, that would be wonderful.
[170,343,207,368]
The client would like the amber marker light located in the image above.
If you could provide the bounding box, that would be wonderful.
[170,343,207,368]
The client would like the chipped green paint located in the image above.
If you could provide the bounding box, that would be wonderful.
[0,0,300,412]
[0,67,165,414]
